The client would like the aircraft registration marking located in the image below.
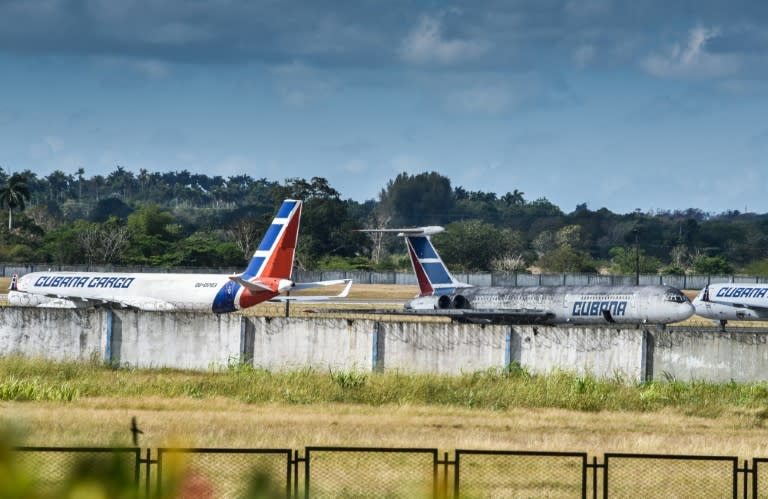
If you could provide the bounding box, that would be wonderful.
[195,282,218,288]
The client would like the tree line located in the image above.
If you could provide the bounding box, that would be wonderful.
[0,167,766,275]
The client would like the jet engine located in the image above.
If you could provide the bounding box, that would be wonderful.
[451,294,470,309]
[405,295,452,310]
[405,294,471,310]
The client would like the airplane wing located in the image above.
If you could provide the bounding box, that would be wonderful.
[271,279,353,302]
[23,291,177,311]
[315,307,555,325]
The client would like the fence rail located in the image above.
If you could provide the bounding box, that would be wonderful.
[11,446,768,498]
[3,263,768,289]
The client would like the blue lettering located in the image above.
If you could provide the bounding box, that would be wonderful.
[760,289,768,299]
[77,277,88,287]
[572,302,582,315]
[590,302,600,315]
[88,277,100,288]
[105,277,117,288]
[35,276,46,286]
[122,277,134,288]
[617,302,627,316]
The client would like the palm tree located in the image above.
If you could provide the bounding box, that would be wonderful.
[0,173,31,230]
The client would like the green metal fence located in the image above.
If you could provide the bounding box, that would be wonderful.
[11,446,768,498]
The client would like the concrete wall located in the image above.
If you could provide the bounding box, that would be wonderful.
[0,308,766,382]
[0,308,105,362]
[648,329,768,382]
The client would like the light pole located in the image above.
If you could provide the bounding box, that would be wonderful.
[633,227,640,286]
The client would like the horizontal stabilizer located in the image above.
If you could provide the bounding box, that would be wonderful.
[271,279,353,302]
[228,275,277,292]
[357,226,445,237]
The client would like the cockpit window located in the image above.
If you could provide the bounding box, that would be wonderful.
[664,291,689,303]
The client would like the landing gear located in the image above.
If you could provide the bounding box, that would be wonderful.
[719,319,727,332]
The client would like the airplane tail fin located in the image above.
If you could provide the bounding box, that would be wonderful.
[359,226,469,296]
[242,199,302,279]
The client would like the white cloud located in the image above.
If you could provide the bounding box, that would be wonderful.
[45,136,64,153]
[400,15,490,65]
[642,26,740,79]
[445,84,514,114]
[143,22,213,45]
[132,59,171,79]
[271,61,336,106]
[28,135,65,159]
[572,44,596,68]
[343,159,367,173]
[94,56,171,79]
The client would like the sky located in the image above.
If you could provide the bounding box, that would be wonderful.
[1,1,768,215]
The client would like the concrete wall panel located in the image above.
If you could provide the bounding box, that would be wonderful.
[0,308,104,361]
[248,317,374,371]
[518,327,644,380]
[380,322,508,374]
[111,311,241,369]
[651,330,768,383]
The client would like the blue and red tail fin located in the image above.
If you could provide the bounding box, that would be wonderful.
[241,199,302,279]
[358,226,469,296]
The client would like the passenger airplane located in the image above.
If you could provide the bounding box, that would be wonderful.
[692,283,768,330]
[359,226,694,325]
[8,199,351,313]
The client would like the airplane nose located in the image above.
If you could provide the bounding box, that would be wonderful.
[678,302,695,321]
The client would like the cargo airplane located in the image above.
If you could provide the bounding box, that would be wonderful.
[358,226,694,325]
[8,199,351,313]
[692,283,768,330]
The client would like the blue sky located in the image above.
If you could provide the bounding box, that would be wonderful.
[1,1,768,215]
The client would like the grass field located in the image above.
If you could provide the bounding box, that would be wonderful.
[3,357,768,459]
[2,279,768,460]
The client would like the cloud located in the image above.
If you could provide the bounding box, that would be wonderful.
[29,135,65,160]
[400,14,491,65]
[572,44,596,68]
[271,62,336,106]
[444,84,515,114]
[642,26,741,79]
[94,56,172,79]
[343,159,368,173]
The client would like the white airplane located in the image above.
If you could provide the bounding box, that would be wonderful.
[359,226,694,325]
[692,283,768,330]
[8,199,351,313]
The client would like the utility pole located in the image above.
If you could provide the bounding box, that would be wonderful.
[634,227,640,286]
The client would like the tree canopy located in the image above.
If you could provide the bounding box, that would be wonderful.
[0,166,766,275]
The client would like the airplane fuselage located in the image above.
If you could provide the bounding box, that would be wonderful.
[406,285,694,325]
[692,283,768,322]
[9,272,287,313]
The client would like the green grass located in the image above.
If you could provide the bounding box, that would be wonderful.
[3,355,768,418]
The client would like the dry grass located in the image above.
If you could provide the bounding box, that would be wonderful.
[4,399,768,458]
